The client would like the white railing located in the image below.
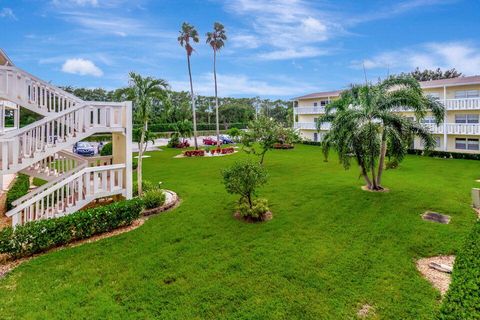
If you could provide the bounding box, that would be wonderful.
[423,123,444,134]
[296,106,326,114]
[20,150,87,181]
[0,102,125,174]
[7,164,126,226]
[0,66,82,115]
[445,123,480,135]
[445,98,480,110]
[294,122,331,130]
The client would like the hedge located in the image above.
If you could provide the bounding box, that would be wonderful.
[138,122,248,133]
[6,174,30,211]
[407,149,480,160]
[437,220,480,319]
[301,140,322,146]
[0,198,144,258]
[100,142,113,156]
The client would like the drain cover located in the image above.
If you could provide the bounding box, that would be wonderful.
[422,211,451,224]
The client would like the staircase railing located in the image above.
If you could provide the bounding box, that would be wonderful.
[7,164,126,226]
[0,65,82,115]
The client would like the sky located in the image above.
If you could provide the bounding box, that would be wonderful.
[1,0,480,99]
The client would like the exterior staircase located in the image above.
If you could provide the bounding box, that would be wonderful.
[0,52,132,227]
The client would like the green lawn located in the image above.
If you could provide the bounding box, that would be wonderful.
[0,145,478,319]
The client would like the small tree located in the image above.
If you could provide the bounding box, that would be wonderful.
[241,116,280,164]
[277,126,300,145]
[222,160,269,220]
[227,127,241,142]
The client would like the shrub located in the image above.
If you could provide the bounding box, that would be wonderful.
[222,160,268,219]
[437,220,480,319]
[386,158,399,169]
[133,179,157,197]
[6,174,30,211]
[100,142,113,156]
[132,158,138,170]
[407,149,480,160]
[273,143,294,149]
[184,150,205,157]
[0,199,143,258]
[167,134,180,148]
[221,147,235,154]
[237,198,270,220]
[142,189,166,209]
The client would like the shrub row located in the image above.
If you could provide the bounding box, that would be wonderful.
[6,174,30,211]
[0,198,144,258]
[184,150,205,157]
[136,123,248,133]
[407,149,480,160]
[273,143,294,149]
[221,147,235,154]
[301,140,322,146]
[438,220,480,319]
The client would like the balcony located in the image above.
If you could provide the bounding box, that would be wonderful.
[294,122,331,130]
[296,106,326,114]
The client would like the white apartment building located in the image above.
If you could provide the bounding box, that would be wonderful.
[293,76,480,153]
[0,49,133,226]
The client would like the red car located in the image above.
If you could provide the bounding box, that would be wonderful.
[203,137,222,146]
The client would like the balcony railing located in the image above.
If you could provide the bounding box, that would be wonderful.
[294,122,331,130]
[298,98,480,114]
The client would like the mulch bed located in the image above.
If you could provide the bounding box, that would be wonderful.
[416,255,455,296]
[361,185,390,193]
[233,211,273,223]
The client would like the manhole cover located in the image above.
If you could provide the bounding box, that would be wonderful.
[422,211,451,224]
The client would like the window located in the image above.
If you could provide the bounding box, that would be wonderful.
[455,138,479,150]
[314,132,318,142]
[420,136,440,148]
[427,92,440,99]
[455,114,479,124]
[313,102,318,107]
[455,90,480,99]
[456,138,466,149]
[320,100,330,106]
[313,117,318,123]
[422,116,436,124]
[468,139,480,150]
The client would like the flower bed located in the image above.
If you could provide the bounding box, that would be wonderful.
[221,147,235,154]
[273,143,294,149]
[184,150,205,157]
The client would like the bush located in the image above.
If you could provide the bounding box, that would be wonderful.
[301,140,322,146]
[133,180,157,197]
[0,199,143,258]
[407,149,480,160]
[100,142,113,156]
[6,174,30,211]
[273,143,294,149]
[437,220,480,319]
[142,189,166,209]
[221,147,235,154]
[167,134,180,148]
[386,158,399,169]
[237,198,270,220]
[132,158,138,170]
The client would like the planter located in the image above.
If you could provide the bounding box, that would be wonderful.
[142,190,179,216]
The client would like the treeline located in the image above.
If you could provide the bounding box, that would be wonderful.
[62,87,293,130]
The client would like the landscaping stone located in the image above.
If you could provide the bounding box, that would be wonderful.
[422,211,451,224]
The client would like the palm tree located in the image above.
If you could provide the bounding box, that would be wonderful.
[319,75,444,191]
[178,22,200,150]
[119,72,168,196]
[206,22,227,147]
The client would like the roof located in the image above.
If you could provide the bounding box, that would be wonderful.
[293,90,342,101]
[0,49,14,66]
[294,75,480,101]
[419,75,480,88]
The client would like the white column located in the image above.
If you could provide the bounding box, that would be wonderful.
[443,86,448,151]
[125,101,133,199]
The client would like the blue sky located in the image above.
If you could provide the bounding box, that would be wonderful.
[1,0,480,99]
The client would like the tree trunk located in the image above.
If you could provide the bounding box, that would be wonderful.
[260,151,267,165]
[137,122,146,196]
[360,165,372,189]
[213,49,220,147]
[187,54,198,150]
[376,131,387,187]
[247,192,253,209]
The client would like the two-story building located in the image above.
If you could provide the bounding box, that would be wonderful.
[293,75,480,153]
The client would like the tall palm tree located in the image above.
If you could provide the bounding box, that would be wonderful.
[319,75,444,191]
[119,72,168,196]
[178,22,200,149]
[206,22,227,147]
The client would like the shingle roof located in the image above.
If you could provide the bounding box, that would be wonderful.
[419,75,480,88]
[294,75,480,101]
[293,90,342,100]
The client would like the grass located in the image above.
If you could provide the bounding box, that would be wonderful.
[0,145,478,319]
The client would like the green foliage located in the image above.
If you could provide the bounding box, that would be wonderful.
[167,133,181,148]
[32,177,47,187]
[142,189,166,210]
[6,174,30,211]
[407,149,480,160]
[237,198,269,219]
[100,142,113,156]
[133,180,157,197]
[277,126,300,145]
[227,127,241,139]
[241,116,282,164]
[385,158,400,170]
[0,199,143,258]
[222,159,267,210]
[438,220,480,319]
[402,67,462,82]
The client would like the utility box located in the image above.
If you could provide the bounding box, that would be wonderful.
[472,188,480,209]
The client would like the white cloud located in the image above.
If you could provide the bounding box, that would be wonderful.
[170,73,317,97]
[355,42,480,75]
[0,8,16,20]
[61,58,103,77]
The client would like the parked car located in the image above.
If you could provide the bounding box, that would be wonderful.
[203,137,222,146]
[220,135,234,144]
[73,141,96,156]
